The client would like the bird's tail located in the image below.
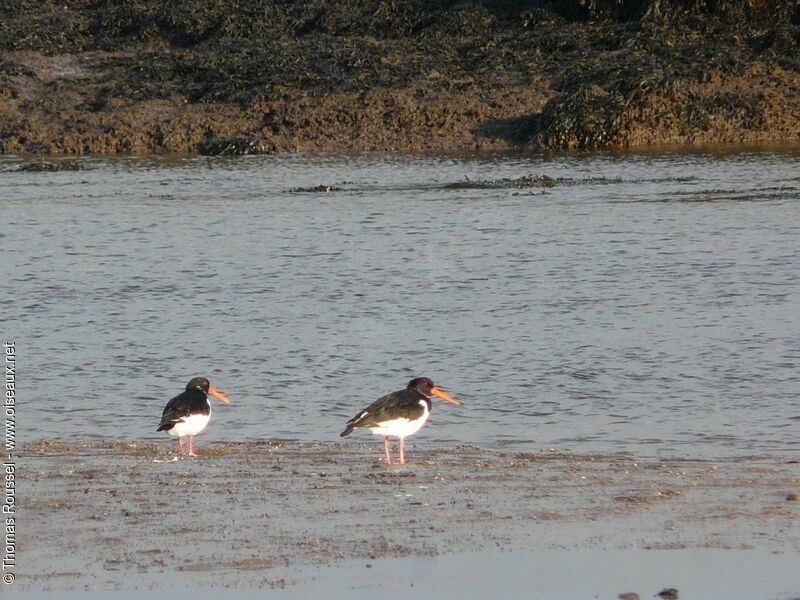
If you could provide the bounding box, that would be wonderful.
[340,424,354,437]
[156,423,174,432]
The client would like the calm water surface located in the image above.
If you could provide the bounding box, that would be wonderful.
[2,151,799,456]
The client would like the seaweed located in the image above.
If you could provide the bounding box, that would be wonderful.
[443,174,557,189]
[0,1,798,153]
[198,137,270,156]
[15,160,88,172]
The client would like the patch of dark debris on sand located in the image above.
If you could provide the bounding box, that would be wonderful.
[18,441,800,591]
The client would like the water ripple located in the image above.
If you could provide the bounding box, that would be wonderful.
[2,151,799,456]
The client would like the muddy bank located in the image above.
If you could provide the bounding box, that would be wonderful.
[19,441,800,591]
[0,1,798,155]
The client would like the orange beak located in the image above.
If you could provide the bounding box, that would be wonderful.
[431,387,460,405]
[208,387,230,404]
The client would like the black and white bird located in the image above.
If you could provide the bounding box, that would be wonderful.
[156,377,230,457]
[340,377,460,464]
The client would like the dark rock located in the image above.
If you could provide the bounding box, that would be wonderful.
[15,161,87,172]
[198,137,270,156]
[289,185,344,193]
[443,175,557,190]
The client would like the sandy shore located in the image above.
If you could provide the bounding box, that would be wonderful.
[18,441,799,593]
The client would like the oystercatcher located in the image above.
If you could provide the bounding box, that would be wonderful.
[340,377,460,464]
[157,377,230,457]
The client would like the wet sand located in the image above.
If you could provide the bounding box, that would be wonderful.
[19,441,799,594]
[18,550,800,599]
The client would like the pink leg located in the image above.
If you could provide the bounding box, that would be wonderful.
[399,437,405,465]
[383,436,392,465]
[178,437,185,456]
[187,435,198,457]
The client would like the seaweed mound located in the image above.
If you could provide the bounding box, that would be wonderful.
[0,1,798,154]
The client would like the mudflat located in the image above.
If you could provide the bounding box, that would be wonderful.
[19,441,799,592]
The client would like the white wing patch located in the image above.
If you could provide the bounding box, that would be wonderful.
[166,412,211,437]
[367,400,430,439]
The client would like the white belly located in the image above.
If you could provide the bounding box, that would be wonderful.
[368,401,430,439]
[167,412,211,437]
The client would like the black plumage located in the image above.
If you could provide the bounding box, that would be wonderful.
[340,381,431,437]
[156,376,230,457]
[340,376,459,465]
[157,385,210,432]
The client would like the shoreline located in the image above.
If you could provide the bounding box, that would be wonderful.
[3,139,800,162]
[19,441,800,592]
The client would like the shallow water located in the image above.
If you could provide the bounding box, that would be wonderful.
[15,549,800,599]
[2,150,799,456]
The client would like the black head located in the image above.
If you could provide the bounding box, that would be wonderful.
[185,376,230,404]
[407,377,460,404]
[408,377,435,396]
[186,377,211,393]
